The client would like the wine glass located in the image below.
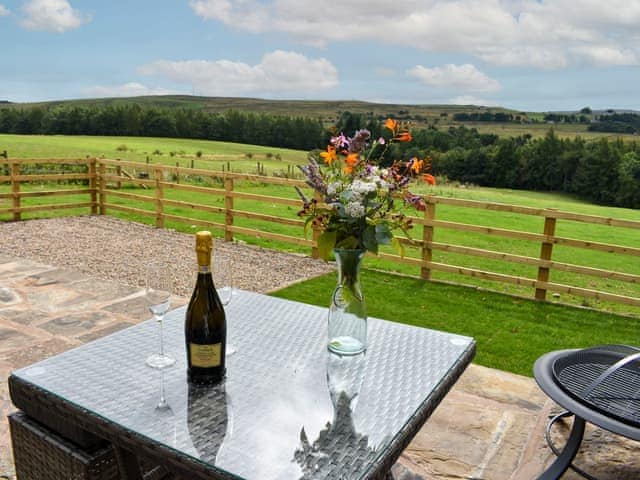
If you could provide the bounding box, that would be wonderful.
[214,255,234,306]
[145,262,176,369]
[213,255,235,355]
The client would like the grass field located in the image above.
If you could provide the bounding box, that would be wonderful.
[2,134,639,318]
[0,134,307,175]
[272,270,639,376]
[454,121,638,141]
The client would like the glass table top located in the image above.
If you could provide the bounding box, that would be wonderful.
[13,290,474,480]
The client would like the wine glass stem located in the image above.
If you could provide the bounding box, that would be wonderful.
[159,376,166,405]
[157,316,165,357]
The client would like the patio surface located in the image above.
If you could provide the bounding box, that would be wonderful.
[1,255,638,479]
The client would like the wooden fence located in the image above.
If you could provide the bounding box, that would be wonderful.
[2,157,640,310]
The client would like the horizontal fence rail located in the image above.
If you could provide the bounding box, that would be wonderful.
[1,157,639,311]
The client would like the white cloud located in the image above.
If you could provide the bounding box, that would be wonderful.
[189,0,268,32]
[138,50,338,96]
[20,0,90,32]
[189,0,640,69]
[408,64,501,92]
[571,46,639,67]
[477,46,568,70]
[0,4,10,16]
[84,83,178,98]
[450,95,500,107]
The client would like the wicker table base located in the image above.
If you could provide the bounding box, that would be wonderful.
[9,412,119,480]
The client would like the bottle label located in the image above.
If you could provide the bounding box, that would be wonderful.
[198,265,211,273]
[190,343,221,368]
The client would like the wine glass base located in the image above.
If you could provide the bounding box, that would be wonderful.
[156,399,172,412]
[146,354,176,369]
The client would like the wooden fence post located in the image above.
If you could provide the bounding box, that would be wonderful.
[535,209,557,301]
[155,167,164,228]
[10,161,20,221]
[175,162,180,184]
[421,196,436,280]
[98,161,106,215]
[224,176,234,242]
[1,151,7,177]
[115,159,122,189]
[88,158,97,215]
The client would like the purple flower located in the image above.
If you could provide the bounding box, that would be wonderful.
[330,133,350,149]
[377,137,385,145]
[298,159,327,194]
[405,193,427,211]
[349,129,371,153]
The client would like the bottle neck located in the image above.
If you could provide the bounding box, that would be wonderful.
[198,264,211,274]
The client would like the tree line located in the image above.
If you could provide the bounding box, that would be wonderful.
[331,112,640,209]
[588,113,640,135]
[1,106,639,209]
[0,104,326,151]
[393,127,640,209]
[452,112,521,123]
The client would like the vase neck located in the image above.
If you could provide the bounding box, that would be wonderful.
[334,249,365,286]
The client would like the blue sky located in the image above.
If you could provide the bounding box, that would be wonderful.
[1,0,639,111]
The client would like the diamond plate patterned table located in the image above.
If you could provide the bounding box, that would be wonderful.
[9,290,475,480]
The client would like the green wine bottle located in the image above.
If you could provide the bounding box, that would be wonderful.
[185,231,226,384]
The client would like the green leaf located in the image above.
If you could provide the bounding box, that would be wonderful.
[303,216,314,238]
[375,223,393,245]
[336,235,359,250]
[392,237,405,257]
[362,225,378,254]
[317,230,337,261]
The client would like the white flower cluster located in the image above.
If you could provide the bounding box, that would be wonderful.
[327,181,343,197]
[369,169,391,189]
[351,179,377,195]
[345,201,366,218]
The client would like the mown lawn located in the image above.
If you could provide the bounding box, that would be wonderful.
[271,269,639,377]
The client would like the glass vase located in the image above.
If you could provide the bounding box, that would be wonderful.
[328,248,367,355]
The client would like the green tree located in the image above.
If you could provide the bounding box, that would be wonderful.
[616,151,640,208]
[572,139,621,204]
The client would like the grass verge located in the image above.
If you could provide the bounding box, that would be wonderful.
[271,269,639,377]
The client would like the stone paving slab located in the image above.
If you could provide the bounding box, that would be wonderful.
[0,257,159,480]
[1,256,639,480]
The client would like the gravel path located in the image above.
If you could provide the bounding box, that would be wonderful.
[0,216,335,296]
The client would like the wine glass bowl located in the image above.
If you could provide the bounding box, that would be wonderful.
[213,256,233,306]
[145,262,176,369]
[213,255,235,356]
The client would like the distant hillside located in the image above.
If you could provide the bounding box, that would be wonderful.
[0,95,524,126]
[3,95,638,140]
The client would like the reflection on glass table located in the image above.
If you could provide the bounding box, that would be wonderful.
[9,290,475,480]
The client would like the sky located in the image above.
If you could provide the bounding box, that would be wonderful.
[0,0,639,112]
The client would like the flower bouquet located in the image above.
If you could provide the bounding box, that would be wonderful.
[296,118,435,355]
[296,118,435,261]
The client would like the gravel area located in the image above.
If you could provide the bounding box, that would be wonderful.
[0,216,335,296]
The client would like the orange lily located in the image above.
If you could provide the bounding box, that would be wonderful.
[320,145,337,165]
[395,131,412,142]
[343,153,359,173]
[384,118,398,132]
[410,158,424,174]
[423,173,436,185]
